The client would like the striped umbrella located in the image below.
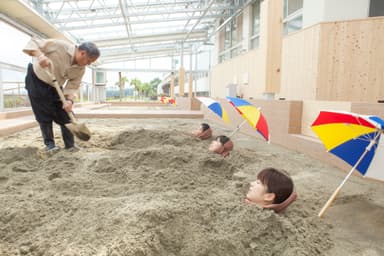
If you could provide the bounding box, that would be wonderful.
[226,97,270,142]
[197,97,229,124]
[311,110,384,217]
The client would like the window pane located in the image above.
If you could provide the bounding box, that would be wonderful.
[283,23,289,35]
[288,0,303,16]
[231,20,237,45]
[289,15,303,32]
[284,0,288,18]
[284,0,303,18]
[225,23,231,49]
[96,71,106,84]
[283,14,303,35]
[251,36,259,49]
[252,1,260,35]
[369,0,384,17]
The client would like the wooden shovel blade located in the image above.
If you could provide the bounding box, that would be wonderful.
[65,122,91,141]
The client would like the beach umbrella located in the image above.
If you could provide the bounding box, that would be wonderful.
[311,110,384,217]
[197,97,229,124]
[226,97,270,142]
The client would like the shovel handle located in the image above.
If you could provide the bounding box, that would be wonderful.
[44,62,77,124]
[51,80,77,124]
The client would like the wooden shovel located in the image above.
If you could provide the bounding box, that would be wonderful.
[44,63,91,141]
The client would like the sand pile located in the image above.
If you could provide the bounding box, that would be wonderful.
[0,127,332,256]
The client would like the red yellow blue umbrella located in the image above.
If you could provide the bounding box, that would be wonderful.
[197,97,229,124]
[311,110,384,217]
[226,97,270,142]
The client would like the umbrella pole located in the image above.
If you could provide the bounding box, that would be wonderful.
[318,133,380,218]
[228,120,247,137]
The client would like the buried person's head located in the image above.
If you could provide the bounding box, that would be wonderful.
[209,135,233,157]
[245,167,297,213]
[192,123,212,140]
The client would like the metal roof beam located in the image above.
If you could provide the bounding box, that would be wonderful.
[95,67,208,73]
[100,40,207,57]
[41,0,200,6]
[118,0,132,47]
[99,50,194,63]
[50,7,233,23]
[57,15,221,31]
[183,0,215,43]
[94,31,207,47]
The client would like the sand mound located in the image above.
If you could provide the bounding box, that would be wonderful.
[0,128,333,255]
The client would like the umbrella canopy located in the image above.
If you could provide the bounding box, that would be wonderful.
[311,110,384,217]
[226,97,270,142]
[311,110,384,181]
[197,97,229,124]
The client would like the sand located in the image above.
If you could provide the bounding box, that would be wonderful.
[0,118,383,256]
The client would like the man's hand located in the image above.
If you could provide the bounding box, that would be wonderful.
[37,54,50,68]
[63,99,73,112]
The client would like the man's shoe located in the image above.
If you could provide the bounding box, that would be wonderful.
[45,145,60,153]
[66,144,82,152]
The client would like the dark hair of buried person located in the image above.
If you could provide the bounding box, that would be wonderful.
[201,123,210,131]
[216,135,230,145]
[257,167,294,204]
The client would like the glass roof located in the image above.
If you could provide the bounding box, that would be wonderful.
[22,0,248,66]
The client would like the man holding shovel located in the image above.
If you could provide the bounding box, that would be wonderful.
[23,37,100,152]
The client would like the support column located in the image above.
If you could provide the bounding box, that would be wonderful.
[260,0,283,96]
[170,72,175,98]
[179,43,185,97]
[188,73,193,99]
[80,82,83,103]
[188,52,193,99]
[194,52,198,96]
[178,66,185,97]
[92,69,96,102]
[118,71,122,101]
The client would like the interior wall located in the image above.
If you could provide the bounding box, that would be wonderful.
[280,17,384,103]
[210,0,280,99]
[210,48,264,98]
[263,0,283,94]
[302,0,325,28]
[322,0,370,22]
[279,25,320,100]
[317,17,384,102]
[303,0,370,28]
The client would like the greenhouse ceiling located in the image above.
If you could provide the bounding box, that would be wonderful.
[1,0,252,66]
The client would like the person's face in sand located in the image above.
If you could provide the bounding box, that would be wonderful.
[245,179,275,206]
[208,138,222,152]
[192,123,210,137]
[192,125,204,136]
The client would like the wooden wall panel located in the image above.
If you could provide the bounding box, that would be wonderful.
[279,26,320,100]
[351,102,384,118]
[280,17,384,103]
[317,18,384,102]
[264,0,283,94]
[210,49,264,98]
